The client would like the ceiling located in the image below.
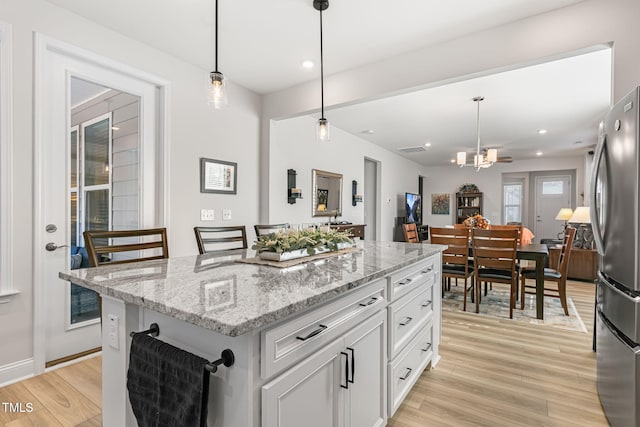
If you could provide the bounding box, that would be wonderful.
[48,0,609,166]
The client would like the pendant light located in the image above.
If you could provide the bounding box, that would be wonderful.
[456,96,497,171]
[208,0,227,108]
[314,0,330,142]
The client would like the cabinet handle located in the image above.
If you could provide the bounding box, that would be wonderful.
[421,267,433,274]
[347,347,355,384]
[399,317,413,326]
[359,297,378,307]
[296,324,327,341]
[421,300,432,308]
[398,278,412,286]
[340,352,349,389]
[421,343,432,352]
[399,367,412,381]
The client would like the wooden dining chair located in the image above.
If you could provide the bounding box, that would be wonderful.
[489,224,524,244]
[471,228,519,317]
[520,227,576,315]
[194,226,248,254]
[431,227,474,310]
[402,223,420,243]
[254,223,290,236]
[83,228,169,267]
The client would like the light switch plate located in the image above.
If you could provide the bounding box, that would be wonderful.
[200,209,215,221]
[223,209,232,220]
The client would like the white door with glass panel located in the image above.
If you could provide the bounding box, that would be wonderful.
[534,175,571,241]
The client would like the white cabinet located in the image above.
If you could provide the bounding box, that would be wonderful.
[262,311,387,427]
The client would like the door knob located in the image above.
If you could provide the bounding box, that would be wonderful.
[45,242,69,251]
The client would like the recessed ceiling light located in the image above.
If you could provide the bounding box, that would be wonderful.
[537,129,547,135]
[424,142,432,147]
[361,129,375,134]
[301,60,315,69]
[536,151,543,156]
[450,159,455,163]
[111,126,120,131]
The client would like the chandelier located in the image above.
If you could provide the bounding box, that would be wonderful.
[456,96,497,170]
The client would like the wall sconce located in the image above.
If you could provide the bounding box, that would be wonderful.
[352,180,363,206]
[288,169,302,204]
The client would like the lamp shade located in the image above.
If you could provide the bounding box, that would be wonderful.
[487,148,498,163]
[555,208,574,221]
[568,206,591,223]
[456,151,467,166]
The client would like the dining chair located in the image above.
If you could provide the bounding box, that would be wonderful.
[83,228,169,267]
[402,223,420,243]
[254,223,290,236]
[520,227,576,315]
[489,224,524,244]
[430,227,474,310]
[194,226,248,254]
[471,228,519,317]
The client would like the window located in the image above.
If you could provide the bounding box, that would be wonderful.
[503,181,524,224]
[542,180,564,195]
[0,21,16,302]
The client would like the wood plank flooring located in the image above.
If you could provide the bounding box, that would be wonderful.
[0,280,607,426]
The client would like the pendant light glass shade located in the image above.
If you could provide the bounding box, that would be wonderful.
[208,0,227,109]
[207,71,227,109]
[317,118,330,142]
[456,151,467,166]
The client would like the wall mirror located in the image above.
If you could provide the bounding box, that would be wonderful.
[312,169,343,217]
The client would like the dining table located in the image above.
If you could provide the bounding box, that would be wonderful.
[516,243,549,319]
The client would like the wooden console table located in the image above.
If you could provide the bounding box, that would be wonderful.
[549,247,598,282]
[330,223,366,239]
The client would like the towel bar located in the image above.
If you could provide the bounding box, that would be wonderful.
[130,323,235,373]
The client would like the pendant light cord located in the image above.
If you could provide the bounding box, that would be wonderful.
[215,0,219,73]
[476,98,481,161]
[320,6,325,120]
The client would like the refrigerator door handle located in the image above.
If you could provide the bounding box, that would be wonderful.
[590,131,607,256]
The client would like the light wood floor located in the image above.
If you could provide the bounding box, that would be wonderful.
[0,280,606,427]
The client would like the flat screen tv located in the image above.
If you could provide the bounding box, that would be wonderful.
[405,192,422,224]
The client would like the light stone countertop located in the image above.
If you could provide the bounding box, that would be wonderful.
[59,240,444,337]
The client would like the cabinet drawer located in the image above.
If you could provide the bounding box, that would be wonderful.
[388,324,433,416]
[388,256,437,302]
[388,282,433,357]
[261,278,386,380]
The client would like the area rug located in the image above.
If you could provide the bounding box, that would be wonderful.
[441,282,587,333]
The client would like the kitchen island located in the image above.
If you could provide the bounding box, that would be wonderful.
[60,240,444,427]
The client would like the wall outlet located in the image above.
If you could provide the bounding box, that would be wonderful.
[223,209,232,220]
[107,314,119,350]
[200,209,215,221]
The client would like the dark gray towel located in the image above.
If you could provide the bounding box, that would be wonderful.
[127,333,210,427]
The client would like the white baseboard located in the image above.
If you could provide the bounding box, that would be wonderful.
[0,358,35,388]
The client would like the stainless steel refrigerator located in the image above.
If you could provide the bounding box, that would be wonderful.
[592,86,640,427]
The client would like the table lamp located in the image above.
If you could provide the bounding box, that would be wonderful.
[555,208,574,239]
[568,206,592,249]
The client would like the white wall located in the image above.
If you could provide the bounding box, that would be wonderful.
[269,116,426,241]
[0,0,260,375]
[422,156,585,231]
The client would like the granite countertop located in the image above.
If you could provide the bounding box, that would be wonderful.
[59,241,444,337]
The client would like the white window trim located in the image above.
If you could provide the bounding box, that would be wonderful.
[503,179,524,225]
[0,21,16,303]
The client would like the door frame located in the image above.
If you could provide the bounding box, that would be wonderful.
[364,157,381,240]
[33,34,170,374]
[531,171,575,240]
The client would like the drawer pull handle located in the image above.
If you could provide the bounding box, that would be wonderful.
[421,300,432,308]
[340,352,349,389]
[421,343,432,352]
[421,267,433,274]
[359,297,378,307]
[296,324,327,341]
[347,347,355,384]
[399,317,413,326]
[398,278,412,286]
[399,367,413,381]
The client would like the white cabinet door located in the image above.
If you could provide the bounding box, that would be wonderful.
[262,338,345,427]
[344,311,387,427]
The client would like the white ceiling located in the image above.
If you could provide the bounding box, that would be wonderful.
[48,0,609,166]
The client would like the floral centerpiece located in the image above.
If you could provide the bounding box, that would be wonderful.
[252,228,355,261]
[463,214,490,229]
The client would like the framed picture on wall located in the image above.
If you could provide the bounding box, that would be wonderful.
[431,193,450,215]
[200,158,237,194]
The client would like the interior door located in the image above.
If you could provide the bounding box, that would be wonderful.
[36,39,162,366]
[534,175,571,241]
